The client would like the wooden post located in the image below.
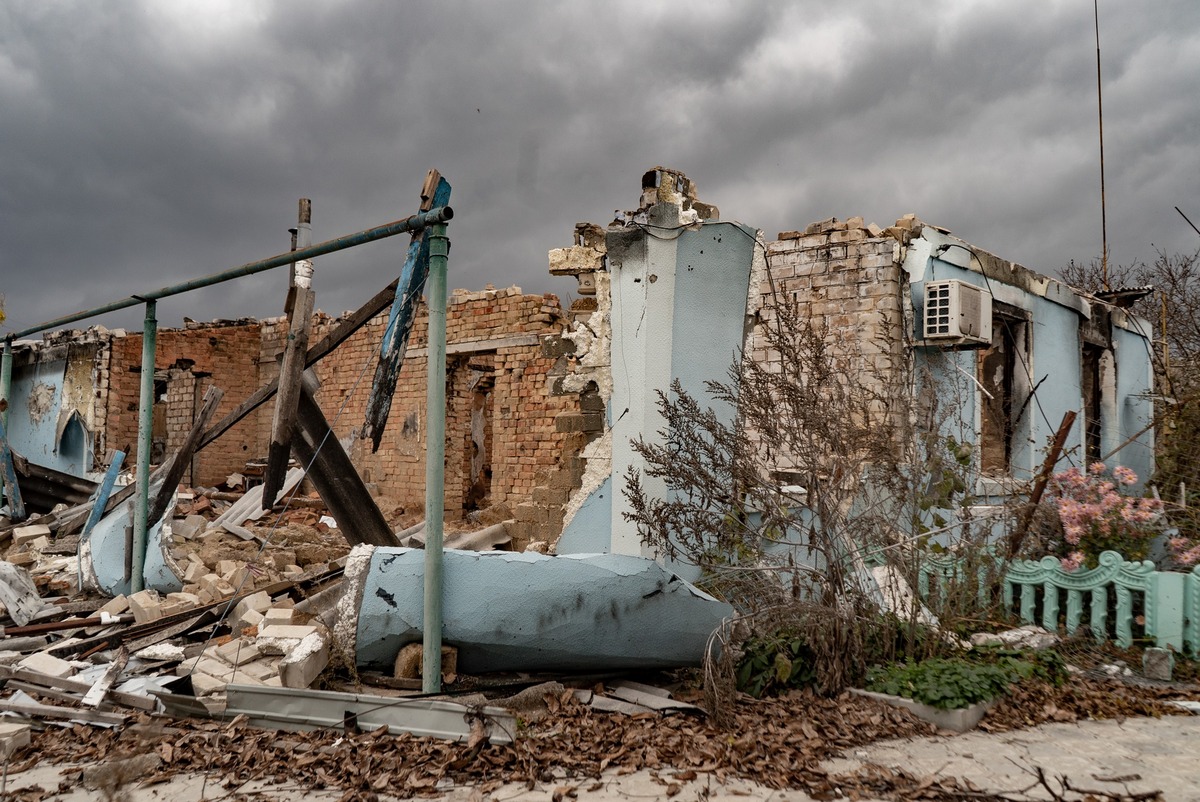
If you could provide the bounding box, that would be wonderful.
[263,199,317,505]
[1006,410,1077,558]
[197,278,398,452]
[147,385,224,525]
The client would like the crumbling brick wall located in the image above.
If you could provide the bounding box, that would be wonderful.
[255,286,580,529]
[104,321,267,488]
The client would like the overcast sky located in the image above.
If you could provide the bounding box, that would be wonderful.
[2,0,1198,337]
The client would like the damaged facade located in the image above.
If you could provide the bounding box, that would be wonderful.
[0,167,1159,707]
[4,288,583,544]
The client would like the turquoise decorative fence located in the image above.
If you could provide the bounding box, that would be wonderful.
[903,550,1200,654]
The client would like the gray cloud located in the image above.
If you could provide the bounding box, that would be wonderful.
[2,0,1198,337]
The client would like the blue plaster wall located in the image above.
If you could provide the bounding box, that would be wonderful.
[906,230,1155,495]
[7,358,93,476]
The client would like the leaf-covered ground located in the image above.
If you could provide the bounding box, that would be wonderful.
[8,676,1199,801]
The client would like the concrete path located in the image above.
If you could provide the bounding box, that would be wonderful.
[2,715,1198,800]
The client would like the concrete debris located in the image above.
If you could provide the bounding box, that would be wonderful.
[969,624,1059,650]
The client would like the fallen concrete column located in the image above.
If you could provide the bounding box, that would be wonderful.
[337,546,732,674]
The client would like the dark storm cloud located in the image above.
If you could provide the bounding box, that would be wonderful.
[1,1,1198,337]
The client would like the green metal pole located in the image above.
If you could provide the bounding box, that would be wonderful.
[0,338,11,513]
[422,223,449,694]
[132,300,157,593]
[0,339,12,430]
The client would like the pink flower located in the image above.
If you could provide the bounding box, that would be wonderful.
[1060,552,1085,571]
[1113,465,1138,486]
[1089,462,1107,475]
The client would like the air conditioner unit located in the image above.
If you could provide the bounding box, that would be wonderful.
[923,280,992,345]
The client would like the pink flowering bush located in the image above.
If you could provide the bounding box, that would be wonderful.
[1048,462,1163,570]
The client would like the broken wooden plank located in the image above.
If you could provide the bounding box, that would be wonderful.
[0,698,128,725]
[0,412,26,520]
[0,561,44,627]
[0,665,156,711]
[293,374,398,548]
[197,277,399,451]
[362,170,451,453]
[147,385,224,525]
[82,647,129,708]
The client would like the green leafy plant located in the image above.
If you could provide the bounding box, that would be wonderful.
[735,633,817,698]
[866,657,1017,710]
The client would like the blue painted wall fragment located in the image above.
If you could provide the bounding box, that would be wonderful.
[362,176,452,452]
[81,478,175,597]
[352,548,732,673]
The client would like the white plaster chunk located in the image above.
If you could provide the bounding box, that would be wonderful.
[18,652,76,679]
[279,632,330,689]
[333,544,375,660]
[134,643,185,662]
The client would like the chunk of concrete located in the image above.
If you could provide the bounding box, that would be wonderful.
[0,721,31,757]
[18,651,77,679]
[174,514,208,540]
[215,638,262,667]
[12,525,52,546]
[279,632,329,689]
[97,594,130,617]
[262,607,293,628]
[1143,647,1174,681]
[127,589,163,624]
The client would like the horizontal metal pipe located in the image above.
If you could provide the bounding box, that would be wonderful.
[9,206,454,340]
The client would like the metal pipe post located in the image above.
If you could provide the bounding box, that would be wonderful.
[0,339,11,430]
[422,223,449,694]
[131,300,157,593]
[0,338,11,514]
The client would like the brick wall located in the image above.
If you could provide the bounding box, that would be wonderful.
[256,286,580,525]
[104,321,268,488]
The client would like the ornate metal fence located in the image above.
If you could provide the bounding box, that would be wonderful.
[906,550,1200,654]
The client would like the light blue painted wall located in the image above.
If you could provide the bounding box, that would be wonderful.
[6,358,93,476]
[906,231,1154,495]
[571,205,756,557]
[1112,323,1155,481]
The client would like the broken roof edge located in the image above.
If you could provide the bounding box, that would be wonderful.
[775,213,1154,331]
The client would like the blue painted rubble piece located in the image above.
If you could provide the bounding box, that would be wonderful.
[363,177,452,452]
[354,548,732,673]
[82,478,178,596]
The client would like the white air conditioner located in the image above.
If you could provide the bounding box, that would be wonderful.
[923,280,992,345]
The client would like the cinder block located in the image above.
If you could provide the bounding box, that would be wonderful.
[12,525,52,545]
[18,651,77,678]
[279,633,329,689]
[183,562,207,583]
[128,590,163,624]
[262,608,293,628]
[215,638,262,667]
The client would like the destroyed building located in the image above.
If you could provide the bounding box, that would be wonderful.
[3,288,588,548]
[0,168,1161,707]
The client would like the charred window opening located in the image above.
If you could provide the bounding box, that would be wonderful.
[1082,344,1104,465]
[978,307,1029,477]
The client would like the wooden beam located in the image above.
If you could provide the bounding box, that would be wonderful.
[1006,410,1077,559]
[197,278,398,452]
[293,374,398,547]
[263,200,317,504]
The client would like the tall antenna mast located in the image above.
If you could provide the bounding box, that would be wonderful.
[1095,0,1109,289]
